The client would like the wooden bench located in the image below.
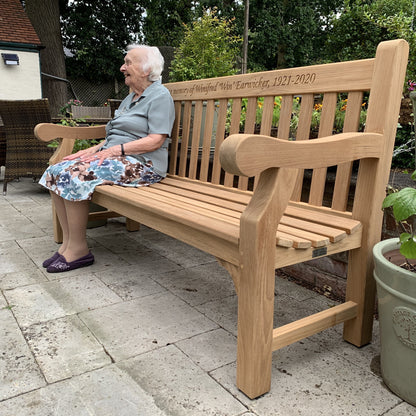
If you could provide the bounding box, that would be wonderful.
[35,39,409,399]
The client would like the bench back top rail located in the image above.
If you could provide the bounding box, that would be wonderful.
[164,40,407,215]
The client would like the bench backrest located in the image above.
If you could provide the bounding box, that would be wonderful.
[164,39,408,215]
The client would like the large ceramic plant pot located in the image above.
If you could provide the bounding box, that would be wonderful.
[373,238,416,406]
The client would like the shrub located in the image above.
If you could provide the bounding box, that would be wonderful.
[169,8,242,82]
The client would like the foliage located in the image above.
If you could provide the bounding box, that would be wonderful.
[326,1,416,82]
[59,99,82,118]
[232,97,282,132]
[247,0,344,71]
[325,1,388,62]
[233,95,367,137]
[61,0,145,82]
[169,8,242,81]
[383,171,416,260]
[392,124,415,168]
[141,0,195,47]
[48,99,100,152]
[195,1,245,37]
[365,0,416,82]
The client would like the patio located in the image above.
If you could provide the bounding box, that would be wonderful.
[0,171,414,416]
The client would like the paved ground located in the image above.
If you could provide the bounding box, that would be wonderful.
[0,174,415,416]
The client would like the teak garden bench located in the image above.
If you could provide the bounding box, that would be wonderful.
[35,39,409,399]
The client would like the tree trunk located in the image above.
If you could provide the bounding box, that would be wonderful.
[25,0,67,117]
[242,0,249,74]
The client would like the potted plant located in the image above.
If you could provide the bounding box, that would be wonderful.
[373,171,416,406]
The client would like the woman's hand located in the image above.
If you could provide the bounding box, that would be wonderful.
[64,134,167,166]
[80,146,121,166]
[64,146,98,161]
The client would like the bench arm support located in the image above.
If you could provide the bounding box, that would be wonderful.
[35,123,106,165]
[220,132,383,177]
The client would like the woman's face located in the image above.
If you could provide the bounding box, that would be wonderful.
[120,48,151,92]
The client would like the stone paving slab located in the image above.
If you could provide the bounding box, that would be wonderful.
[0,366,167,415]
[117,344,247,416]
[4,274,122,327]
[0,269,48,291]
[176,328,237,372]
[22,315,112,383]
[0,308,46,400]
[95,264,167,301]
[151,261,237,306]
[129,227,217,268]
[0,292,6,308]
[0,214,46,241]
[79,292,219,361]
[0,241,38,274]
[195,290,336,338]
[384,402,416,416]
[87,230,151,254]
[210,340,402,416]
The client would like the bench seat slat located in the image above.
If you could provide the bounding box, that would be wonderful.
[147,183,353,247]
[163,176,252,203]
[148,175,362,249]
[96,184,350,251]
[276,231,311,249]
[285,204,361,233]
[162,178,362,238]
[152,182,247,213]
[277,224,330,247]
[140,187,242,221]
[280,216,347,242]
[94,186,240,244]
[143,187,331,249]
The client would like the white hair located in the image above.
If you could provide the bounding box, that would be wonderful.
[126,44,164,82]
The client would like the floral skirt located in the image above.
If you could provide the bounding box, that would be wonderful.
[39,156,163,201]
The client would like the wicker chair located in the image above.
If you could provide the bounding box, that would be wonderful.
[0,99,53,194]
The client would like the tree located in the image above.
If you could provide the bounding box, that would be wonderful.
[142,0,195,47]
[169,8,242,81]
[366,0,416,81]
[247,0,344,71]
[61,0,145,82]
[24,0,67,116]
[326,0,416,80]
[325,1,390,62]
[242,0,249,73]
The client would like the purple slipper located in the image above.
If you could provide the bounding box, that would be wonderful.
[42,251,60,268]
[46,251,94,273]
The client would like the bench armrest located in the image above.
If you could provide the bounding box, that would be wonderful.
[219,132,383,177]
[35,123,106,164]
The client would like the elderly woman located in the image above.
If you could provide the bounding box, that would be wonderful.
[39,45,175,273]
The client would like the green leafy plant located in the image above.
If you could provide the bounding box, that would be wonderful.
[49,100,100,152]
[59,99,83,118]
[382,170,416,261]
[170,8,242,81]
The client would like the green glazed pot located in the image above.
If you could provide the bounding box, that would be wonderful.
[373,238,416,406]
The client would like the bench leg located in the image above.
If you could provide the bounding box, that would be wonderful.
[126,218,140,232]
[52,197,63,244]
[342,246,376,346]
[236,167,296,399]
[236,262,275,399]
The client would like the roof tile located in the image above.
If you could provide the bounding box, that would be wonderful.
[0,0,42,46]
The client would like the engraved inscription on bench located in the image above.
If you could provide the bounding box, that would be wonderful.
[168,72,317,98]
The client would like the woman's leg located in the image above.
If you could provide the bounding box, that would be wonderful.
[60,198,90,262]
[50,192,69,254]
[50,192,90,262]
